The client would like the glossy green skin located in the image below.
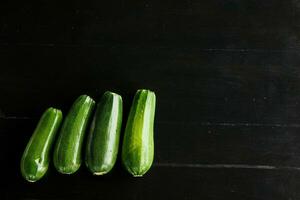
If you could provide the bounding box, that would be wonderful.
[85,91,123,175]
[21,108,63,182]
[53,95,95,174]
[122,89,156,177]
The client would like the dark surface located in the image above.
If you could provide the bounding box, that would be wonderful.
[1,0,300,199]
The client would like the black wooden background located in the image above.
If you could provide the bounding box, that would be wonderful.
[1,0,300,199]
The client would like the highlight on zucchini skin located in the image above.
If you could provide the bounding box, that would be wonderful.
[85,91,123,175]
[53,95,95,175]
[20,107,63,182]
[122,89,156,177]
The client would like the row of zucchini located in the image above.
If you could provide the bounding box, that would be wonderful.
[21,89,156,182]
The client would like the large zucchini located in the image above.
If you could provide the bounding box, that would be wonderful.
[122,89,156,177]
[21,108,63,182]
[53,95,95,174]
[85,91,123,175]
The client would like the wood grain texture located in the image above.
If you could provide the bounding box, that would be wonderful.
[1,0,300,199]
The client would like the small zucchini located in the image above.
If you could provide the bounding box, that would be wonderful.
[85,91,123,175]
[53,95,95,174]
[122,89,156,177]
[20,107,63,182]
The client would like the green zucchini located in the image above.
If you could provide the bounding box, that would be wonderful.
[122,89,156,177]
[53,95,95,174]
[85,91,123,175]
[20,108,63,182]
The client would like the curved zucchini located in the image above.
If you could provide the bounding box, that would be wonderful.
[122,89,156,177]
[20,108,63,182]
[85,91,123,175]
[53,95,95,174]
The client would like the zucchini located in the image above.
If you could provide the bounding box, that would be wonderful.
[53,95,95,174]
[20,108,63,182]
[122,89,156,177]
[85,91,123,175]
